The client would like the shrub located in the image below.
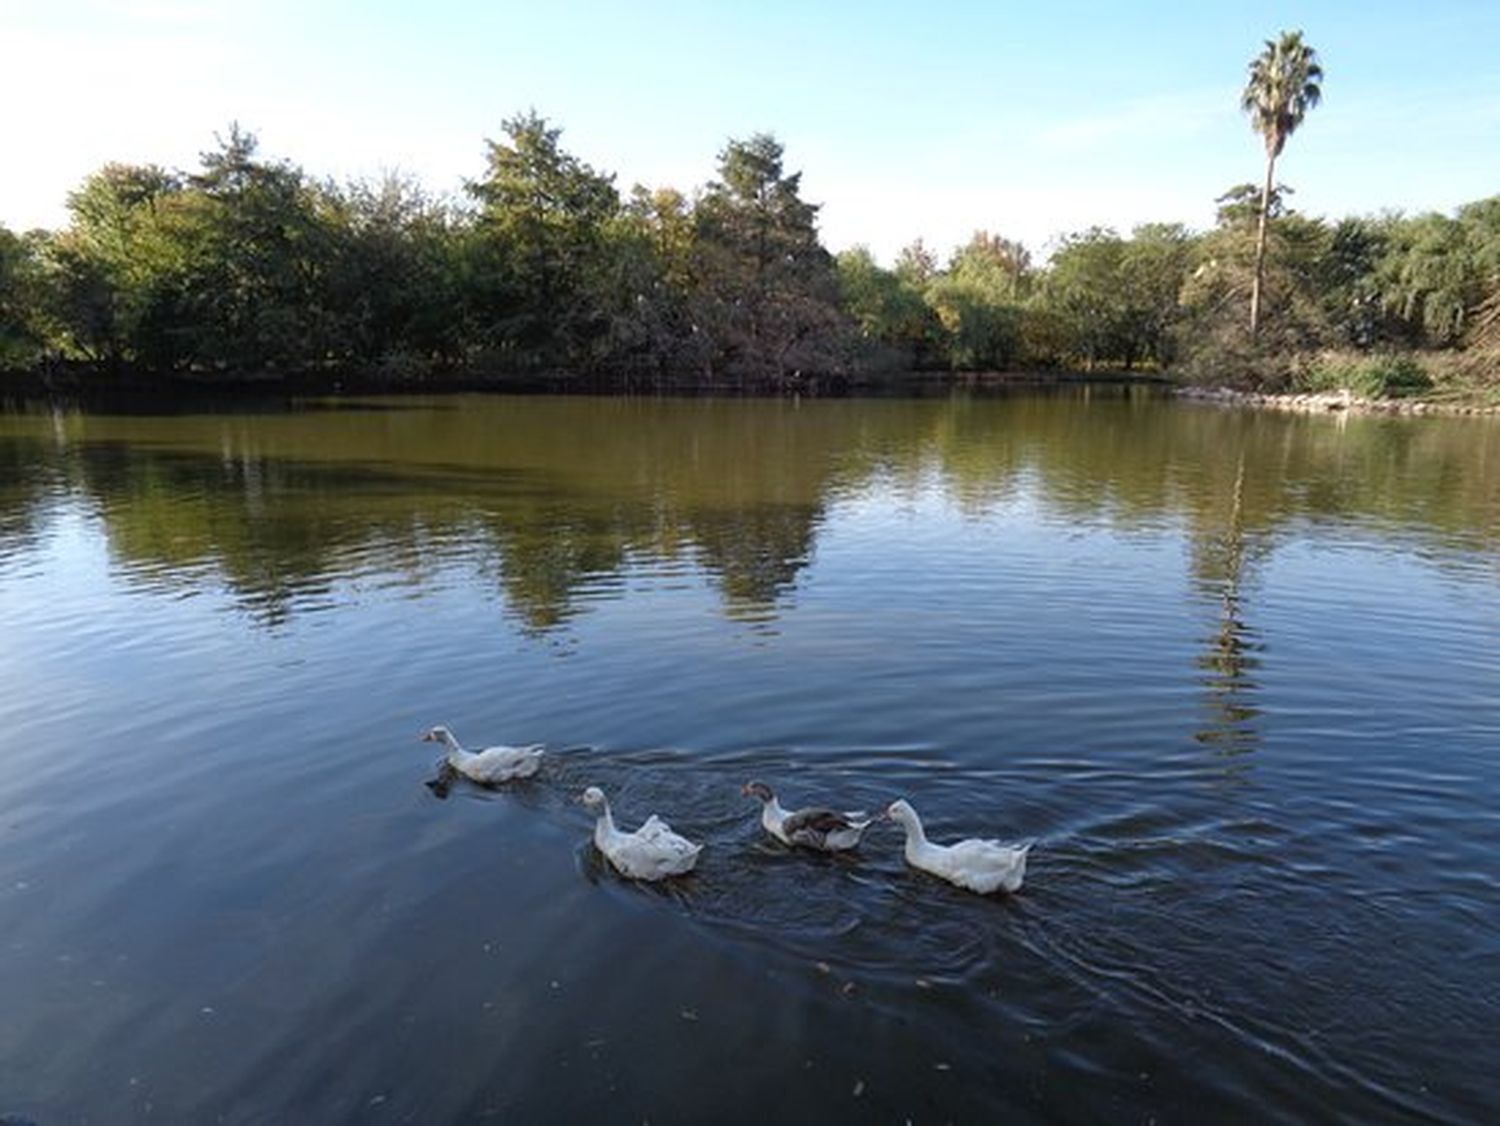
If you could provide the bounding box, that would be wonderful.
[1295,352,1433,399]
[1174,324,1297,390]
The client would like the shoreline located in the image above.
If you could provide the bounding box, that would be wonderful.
[0,367,1167,402]
[7,368,1495,416]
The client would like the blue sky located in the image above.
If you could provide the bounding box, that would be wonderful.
[3,0,1498,262]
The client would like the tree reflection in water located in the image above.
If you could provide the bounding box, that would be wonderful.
[0,392,1496,639]
[1191,456,1266,762]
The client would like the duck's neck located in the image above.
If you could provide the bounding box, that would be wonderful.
[762,795,788,831]
[594,802,617,847]
[900,810,929,849]
[435,730,465,759]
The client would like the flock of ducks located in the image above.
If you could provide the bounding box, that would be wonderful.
[422,725,1033,894]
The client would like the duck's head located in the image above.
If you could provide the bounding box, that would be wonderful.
[741,780,775,803]
[420,726,451,744]
[580,786,607,810]
[885,799,917,825]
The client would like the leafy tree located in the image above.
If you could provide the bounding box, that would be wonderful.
[921,232,1033,370]
[1118,223,1194,367]
[0,225,47,366]
[1241,30,1322,337]
[1179,190,1340,386]
[176,125,337,370]
[1458,196,1500,355]
[1183,193,1334,373]
[590,186,698,379]
[895,239,939,286]
[319,172,463,372]
[948,231,1031,299]
[1215,182,1293,230]
[692,133,847,382]
[1041,227,1128,369]
[1315,216,1389,348]
[466,111,619,369]
[40,163,186,366]
[836,246,942,369]
[1374,206,1499,348]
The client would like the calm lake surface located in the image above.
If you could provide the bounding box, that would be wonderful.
[1,390,1497,1124]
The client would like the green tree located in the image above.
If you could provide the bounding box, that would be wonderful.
[692,133,846,382]
[1179,192,1335,385]
[0,225,48,366]
[40,163,187,366]
[836,246,942,369]
[948,231,1031,299]
[177,125,337,371]
[1374,203,1500,348]
[1241,30,1322,337]
[1215,182,1292,230]
[466,111,619,370]
[319,172,462,372]
[1316,216,1388,347]
[1041,227,1128,369]
[922,232,1032,370]
[1460,198,1500,367]
[895,239,938,286]
[1119,223,1194,367]
[590,185,698,379]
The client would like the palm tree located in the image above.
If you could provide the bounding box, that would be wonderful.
[1241,30,1323,338]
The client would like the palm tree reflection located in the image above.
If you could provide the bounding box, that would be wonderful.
[1192,455,1265,761]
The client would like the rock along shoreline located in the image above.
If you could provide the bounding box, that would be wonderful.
[1174,385,1500,418]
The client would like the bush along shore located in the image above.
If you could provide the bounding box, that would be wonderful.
[1175,346,1500,416]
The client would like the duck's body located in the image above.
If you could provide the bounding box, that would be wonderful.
[886,799,1030,894]
[581,786,701,880]
[742,781,872,852]
[420,725,543,784]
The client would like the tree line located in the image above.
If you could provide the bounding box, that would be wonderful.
[0,114,1496,394]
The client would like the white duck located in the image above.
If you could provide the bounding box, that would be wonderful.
[742,780,873,852]
[420,725,544,784]
[581,786,702,880]
[886,799,1031,894]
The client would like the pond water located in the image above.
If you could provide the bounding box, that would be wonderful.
[0,390,1497,1124]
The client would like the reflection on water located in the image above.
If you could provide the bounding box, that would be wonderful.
[2,393,1497,633]
[0,390,1498,1124]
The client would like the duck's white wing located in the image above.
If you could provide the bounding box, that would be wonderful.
[946,838,1030,894]
[637,813,669,836]
[609,824,701,879]
[821,817,874,850]
[636,814,699,845]
[464,743,544,782]
[476,742,544,759]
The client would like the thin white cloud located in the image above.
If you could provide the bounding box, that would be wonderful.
[1038,89,1235,154]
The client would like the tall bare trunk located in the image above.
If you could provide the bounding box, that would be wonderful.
[1250,150,1277,339]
